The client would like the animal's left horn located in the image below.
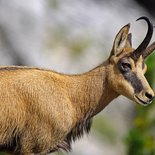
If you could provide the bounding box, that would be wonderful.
[143,41,155,58]
[132,16,153,60]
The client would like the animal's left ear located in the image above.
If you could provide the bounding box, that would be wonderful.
[110,24,130,57]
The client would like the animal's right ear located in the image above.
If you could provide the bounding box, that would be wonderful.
[126,33,132,48]
[110,24,130,57]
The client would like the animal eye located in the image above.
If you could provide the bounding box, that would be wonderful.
[120,62,131,72]
[122,63,131,69]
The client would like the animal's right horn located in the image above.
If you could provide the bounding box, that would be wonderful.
[143,41,155,59]
[131,16,153,60]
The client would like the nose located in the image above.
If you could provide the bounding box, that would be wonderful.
[145,92,155,102]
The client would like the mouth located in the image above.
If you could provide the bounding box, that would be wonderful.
[134,95,152,106]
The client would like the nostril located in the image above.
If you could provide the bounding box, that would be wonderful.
[145,92,154,101]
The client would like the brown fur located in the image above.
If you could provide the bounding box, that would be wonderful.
[0,65,119,155]
[0,22,154,155]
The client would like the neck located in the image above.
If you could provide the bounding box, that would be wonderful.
[68,60,119,119]
[55,60,120,152]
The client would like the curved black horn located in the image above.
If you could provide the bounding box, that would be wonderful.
[132,16,153,60]
[144,41,155,58]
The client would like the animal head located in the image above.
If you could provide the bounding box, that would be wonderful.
[107,16,155,106]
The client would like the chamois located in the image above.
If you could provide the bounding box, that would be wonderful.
[0,17,154,155]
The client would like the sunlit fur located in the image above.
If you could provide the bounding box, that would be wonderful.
[0,24,154,155]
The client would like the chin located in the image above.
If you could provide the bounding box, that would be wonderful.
[134,95,152,106]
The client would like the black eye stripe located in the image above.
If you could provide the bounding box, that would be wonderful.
[118,57,144,93]
[123,72,143,93]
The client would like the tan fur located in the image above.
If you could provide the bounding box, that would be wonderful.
[0,66,119,155]
[0,23,154,155]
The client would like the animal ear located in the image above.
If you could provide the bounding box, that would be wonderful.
[125,33,132,48]
[110,24,130,57]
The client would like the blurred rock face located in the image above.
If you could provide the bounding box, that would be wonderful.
[0,0,45,65]
[0,0,153,70]
[135,0,155,16]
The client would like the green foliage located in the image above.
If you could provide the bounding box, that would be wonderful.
[69,37,92,56]
[47,0,60,9]
[46,26,93,57]
[0,152,8,155]
[93,115,117,143]
[126,54,155,155]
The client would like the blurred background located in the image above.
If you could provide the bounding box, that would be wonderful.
[0,0,155,155]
